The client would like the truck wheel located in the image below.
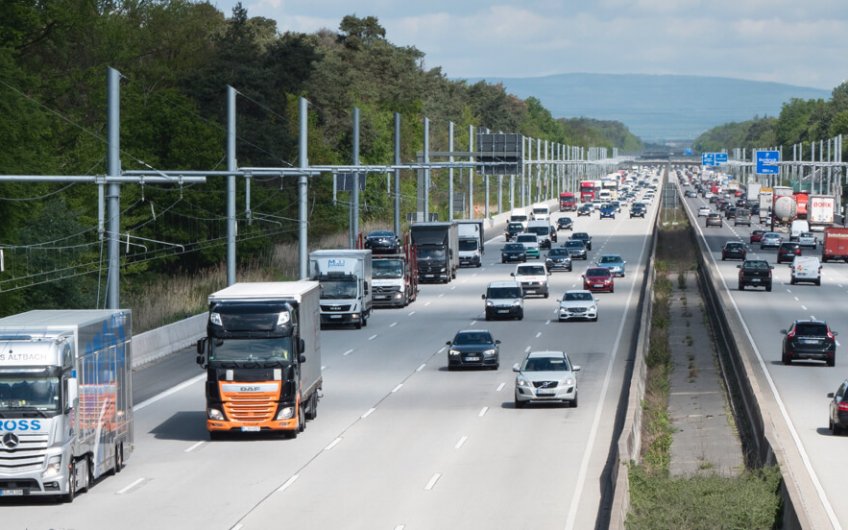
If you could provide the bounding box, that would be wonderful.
[355,321,362,329]
[362,314,368,327]
[305,395,318,420]
[63,461,77,503]
[111,443,124,475]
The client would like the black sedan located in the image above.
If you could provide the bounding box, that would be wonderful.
[781,320,837,366]
[827,379,848,435]
[577,204,593,217]
[721,241,747,261]
[501,243,528,263]
[630,203,646,218]
[364,230,401,254]
[556,217,573,231]
[446,329,500,370]
[570,232,592,250]
[545,248,573,272]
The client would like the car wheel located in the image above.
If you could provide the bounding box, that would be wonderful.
[485,314,491,321]
[492,364,499,371]
[722,256,726,261]
[514,393,526,409]
[816,279,821,286]
[738,284,744,291]
[790,277,795,285]
[827,356,835,367]
[766,284,772,292]
[782,352,792,365]
[501,259,505,264]
[572,393,578,408]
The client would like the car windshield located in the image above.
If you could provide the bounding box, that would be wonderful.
[503,244,524,251]
[548,249,568,257]
[487,287,522,298]
[517,266,546,275]
[794,323,827,336]
[453,332,493,345]
[418,248,446,260]
[368,231,394,239]
[558,218,572,224]
[573,233,588,239]
[508,223,523,231]
[528,226,548,235]
[800,232,814,238]
[586,268,610,278]
[523,356,571,372]
[565,241,584,248]
[564,292,593,301]
[764,233,779,238]
[600,256,621,264]
[517,235,537,243]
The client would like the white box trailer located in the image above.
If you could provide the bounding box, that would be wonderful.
[309,249,373,329]
[0,309,133,501]
[200,281,322,438]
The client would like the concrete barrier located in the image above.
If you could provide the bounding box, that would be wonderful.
[133,313,207,369]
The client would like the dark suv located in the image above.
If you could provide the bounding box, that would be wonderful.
[827,380,848,435]
[504,222,524,241]
[776,242,801,264]
[737,260,773,291]
[570,232,592,250]
[364,230,401,254]
[781,320,837,366]
[446,329,500,370]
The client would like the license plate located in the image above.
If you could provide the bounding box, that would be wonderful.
[801,339,818,344]
[497,309,510,313]
[330,315,342,319]
[241,426,261,432]
[0,489,23,496]
[537,389,556,396]
[425,274,435,278]
[751,279,760,283]
[594,284,604,288]
[465,357,480,361]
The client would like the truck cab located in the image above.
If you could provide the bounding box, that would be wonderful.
[309,250,372,329]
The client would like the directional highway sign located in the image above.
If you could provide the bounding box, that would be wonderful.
[701,153,715,166]
[756,150,780,175]
[714,153,728,164]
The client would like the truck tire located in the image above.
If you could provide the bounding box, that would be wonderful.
[63,461,77,503]
[305,394,318,420]
[355,321,362,329]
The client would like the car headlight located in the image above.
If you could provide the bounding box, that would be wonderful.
[208,408,225,420]
[486,300,494,307]
[449,349,461,356]
[590,305,597,312]
[210,312,223,326]
[564,378,575,386]
[512,300,521,307]
[276,407,295,420]
[440,267,446,272]
[516,378,531,387]
[44,455,62,477]
[483,349,496,356]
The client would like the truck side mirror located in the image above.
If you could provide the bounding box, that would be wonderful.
[67,377,78,410]
[196,337,206,354]
[481,294,486,300]
[299,338,306,353]
[364,281,369,295]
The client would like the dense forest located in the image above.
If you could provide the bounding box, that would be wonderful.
[0,1,641,315]
[693,83,848,153]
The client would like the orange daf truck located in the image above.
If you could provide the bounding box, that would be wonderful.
[196,281,322,439]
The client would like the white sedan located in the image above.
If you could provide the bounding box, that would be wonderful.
[797,232,818,248]
[697,206,711,217]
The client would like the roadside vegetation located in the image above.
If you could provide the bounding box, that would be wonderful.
[627,182,781,529]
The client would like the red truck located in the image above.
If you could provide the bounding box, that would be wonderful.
[822,227,848,262]
[559,192,577,211]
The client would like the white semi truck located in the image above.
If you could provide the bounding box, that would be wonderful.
[197,281,322,439]
[0,310,133,501]
[309,249,373,329]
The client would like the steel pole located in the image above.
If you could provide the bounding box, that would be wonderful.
[299,97,309,279]
[226,86,237,285]
[106,67,121,309]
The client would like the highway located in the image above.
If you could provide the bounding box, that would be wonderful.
[2,182,660,530]
[679,177,846,529]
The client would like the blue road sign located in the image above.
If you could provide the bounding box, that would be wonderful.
[715,153,728,164]
[701,153,715,166]
[756,150,780,175]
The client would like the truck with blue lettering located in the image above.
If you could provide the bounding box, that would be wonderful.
[196,281,322,439]
[0,309,133,501]
[309,249,373,329]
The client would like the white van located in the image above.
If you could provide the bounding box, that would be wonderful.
[789,255,821,286]
[510,209,529,229]
[790,220,810,241]
[511,263,550,298]
[531,204,551,221]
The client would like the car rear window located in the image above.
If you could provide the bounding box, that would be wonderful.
[743,261,769,270]
[794,323,827,336]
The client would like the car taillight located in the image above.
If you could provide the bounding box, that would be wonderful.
[827,330,835,340]
[786,329,796,339]
[838,402,848,412]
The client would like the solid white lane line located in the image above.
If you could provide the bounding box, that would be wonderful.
[390,322,398,328]
[231,524,244,530]
[325,437,342,451]
[361,407,376,419]
[424,473,442,490]
[392,383,403,393]
[134,374,205,412]
[455,436,468,449]
[478,406,489,417]
[185,441,205,453]
[277,475,299,492]
[343,349,354,356]
[417,363,426,372]
[117,478,145,495]
[496,382,506,392]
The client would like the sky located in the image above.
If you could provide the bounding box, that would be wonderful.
[211,0,848,91]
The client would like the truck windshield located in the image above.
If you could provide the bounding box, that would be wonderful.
[418,248,446,260]
[319,279,357,299]
[210,337,293,363]
[0,376,60,412]
[459,240,478,251]
[373,259,403,279]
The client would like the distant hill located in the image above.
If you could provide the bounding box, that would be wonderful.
[463,73,830,142]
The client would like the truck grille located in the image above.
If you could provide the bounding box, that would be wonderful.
[320,304,351,312]
[374,286,400,293]
[224,393,278,422]
[0,433,49,473]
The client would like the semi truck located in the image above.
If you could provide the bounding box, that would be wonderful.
[808,195,836,231]
[746,182,761,204]
[822,227,848,262]
[196,281,322,439]
[0,310,133,501]
[456,220,484,268]
[559,192,577,211]
[758,188,774,219]
[794,191,810,219]
[309,249,372,329]
[372,238,419,308]
[410,222,459,283]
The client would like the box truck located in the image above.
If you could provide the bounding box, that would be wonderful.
[822,227,848,262]
[758,188,774,219]
[196,281,322,439]
[410,222,459,283]
[0,310,133,501]
[456,220,484,268]
[309,249,372,329]
[808,195,835,231]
